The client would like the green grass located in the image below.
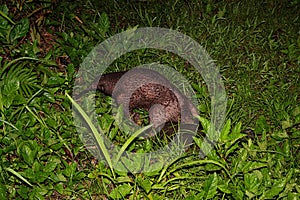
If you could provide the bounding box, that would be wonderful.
[0,0,299,199]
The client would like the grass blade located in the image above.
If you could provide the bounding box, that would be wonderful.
[66,93,116,178]
[5,168,32,187]
[115,124,152,163]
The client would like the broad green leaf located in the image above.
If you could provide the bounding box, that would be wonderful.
[47,76,66,87]
[281,119,293,129]
[29,186,48,200]
[19,141,39,165]
[17,185,29,199]
[231,184,245,200]
[50,173,67,183]
[240,161,267,173]
[0,5,12,42]
[1,78,19,108]
[62,162,77,177]
[228,132,245,142]
[244,170,263,195]
[119,154,143,173]
[44,162,58,173]
[109,184,132,199]
[138,178,152,194]
[264,178,286,198]
[54,183,64,195]
[271,130,289,141]
[255,116,270,133]
[218,184,232,194]
[202,172,218,199]
[10,18,29,42]
[144,160,163,177]
[74,172,86,180]
[0,183,8,200]
[34,171,49,182]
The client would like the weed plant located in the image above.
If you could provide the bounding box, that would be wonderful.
[0,0,299,199]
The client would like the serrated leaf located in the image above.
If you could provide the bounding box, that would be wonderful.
[198,116,210,133]
[98,12,110,36]
[193,136,204,148]
[0,4,9,15]
[232,121,242,135]
[220,119,231,141]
